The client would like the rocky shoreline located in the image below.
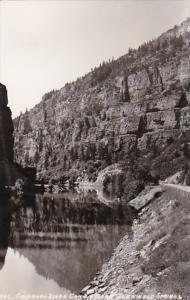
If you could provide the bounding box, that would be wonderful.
[81,184,190,300]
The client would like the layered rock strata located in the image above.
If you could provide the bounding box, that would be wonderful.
[13,19,190,189]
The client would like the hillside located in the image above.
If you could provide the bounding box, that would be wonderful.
[14,18,190,200]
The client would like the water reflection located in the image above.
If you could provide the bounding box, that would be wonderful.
[0,195,12,271]
[0,189,134,294]
[0,248,72,297]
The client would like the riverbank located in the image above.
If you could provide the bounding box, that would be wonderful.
[82,184,190,300]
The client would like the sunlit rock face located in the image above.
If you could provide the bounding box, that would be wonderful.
[13,19,190,191]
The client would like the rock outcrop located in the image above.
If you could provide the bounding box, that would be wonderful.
[0,83,34,187]
[0,83,14,162]
[13,18,190,198]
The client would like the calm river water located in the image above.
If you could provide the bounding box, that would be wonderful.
[0,189,134,298]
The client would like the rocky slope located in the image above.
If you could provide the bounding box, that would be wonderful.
[82,184,190,300]
[14,18,190,199]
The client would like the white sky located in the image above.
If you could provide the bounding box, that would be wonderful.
[0,0,190,117]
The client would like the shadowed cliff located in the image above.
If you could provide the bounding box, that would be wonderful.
[0,83,36,188]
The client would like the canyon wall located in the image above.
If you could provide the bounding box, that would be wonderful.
[0,83,28,187]
[13,18,190,198]
[0,83,14,162]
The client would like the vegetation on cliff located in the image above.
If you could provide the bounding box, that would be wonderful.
[13,18,190,200]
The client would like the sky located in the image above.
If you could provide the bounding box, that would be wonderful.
[0,0,190,117]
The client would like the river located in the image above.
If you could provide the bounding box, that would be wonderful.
[0,189,134,299]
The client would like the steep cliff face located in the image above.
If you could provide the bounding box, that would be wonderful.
[14,19,190,194]
[0,83,14,162]
[0,83,27,187]
[0,83,36,188]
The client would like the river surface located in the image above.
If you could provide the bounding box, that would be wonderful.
[0,189,134,299]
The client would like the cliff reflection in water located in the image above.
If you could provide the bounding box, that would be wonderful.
[0,189,134,294]
[0,197,11,272]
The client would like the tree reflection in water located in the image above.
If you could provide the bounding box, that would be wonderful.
[0,189,135,293]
